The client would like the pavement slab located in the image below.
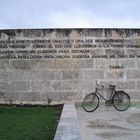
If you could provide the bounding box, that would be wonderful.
[76,103,140,140]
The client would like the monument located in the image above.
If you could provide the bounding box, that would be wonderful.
[0,29,140,104]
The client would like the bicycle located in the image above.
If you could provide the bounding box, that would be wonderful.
[82,81,130,112]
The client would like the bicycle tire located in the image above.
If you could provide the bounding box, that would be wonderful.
[113,91,130,111]
[82,93,99,112]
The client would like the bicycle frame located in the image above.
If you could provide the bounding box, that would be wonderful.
[95,87,116,102]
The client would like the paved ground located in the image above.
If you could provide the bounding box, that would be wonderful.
[76,103,140,140]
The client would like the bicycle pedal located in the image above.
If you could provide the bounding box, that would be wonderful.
[105,100,113,106]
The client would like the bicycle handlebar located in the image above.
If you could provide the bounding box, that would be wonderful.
[95,80,104,89]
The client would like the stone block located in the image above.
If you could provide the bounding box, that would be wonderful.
[31,81,51,91]
[0,82,10,91]
[136,60,140,68]
[105,70,125,79]
[30,60,54,70]
[106,49,124,56]
[0,60,10,70]
[116,81,135,90]
[54,60,74,69]
[126,90,140,100]
[30,71,45,80]
[127,70,140,79]
[0,70,10,81]
[41,91,83,102]
[0,91,20,102]
[55,71,62,80]
[10,70,31,81]
[20,92,41,102]
[95,59,109,69]
[41,92,54,102]
[24,70,55,81]
[0,91,7,102]
[41,70,55,80]
[99,59,135,69]
[74,59,94,69]
[76,29,103,37]
[74,81,95,91]
[61,70,83,80]
[127,49,140,56]
[84,70,104,80]
[122,59,135,68]
[90,49,105,56]
[52,81,74,91]
[23,29,44,38]
[11,81,30,91]
[137,81,140,90]
[62,71,73,80]
[11,60,32,70]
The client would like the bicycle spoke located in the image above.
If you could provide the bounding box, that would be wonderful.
[113,92,130,111]
[82,93,99,112]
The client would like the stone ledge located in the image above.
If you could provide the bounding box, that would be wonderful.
[54,101,81,140]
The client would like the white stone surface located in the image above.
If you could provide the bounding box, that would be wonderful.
[54,101,81,140]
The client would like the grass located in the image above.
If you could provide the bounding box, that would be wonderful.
[0,105,63,140]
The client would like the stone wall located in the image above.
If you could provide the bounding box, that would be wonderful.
[0,29,140,104]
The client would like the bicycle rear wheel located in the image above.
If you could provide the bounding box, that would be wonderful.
[82,93,99,112]
[113,91,130,111]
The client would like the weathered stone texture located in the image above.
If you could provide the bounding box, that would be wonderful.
[84,70,104,80]
[126,91,140,100]
[11,81,30,91]
[136,60,140,68]
[31,81,51,91]
[0,91,20,102]
[89,49,105,56]
[116,81,135,90]
[106,49,124,56]
[52,81,74,91]
[30,60,54,70]
[127,49,140,56]
[0,29,140,103]
[11,60,32,70]
[54,60,74,69]
[74,59,94,69]
[105,70,125,79]
[20,92,41,102]
[61,70,83,80]
[41,91,83,102]
[127,70,140,79]
[136,81,140,90]
[95,59,135,69]
[0,70,10,81]
[10,70,31,81]
[0,60,11,70]
[0,82,10,91]
[74,81,95,91]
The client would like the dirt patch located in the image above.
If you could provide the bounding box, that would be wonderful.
[88,119,128,130]
[127,113,140,123]
[96,132,131,139]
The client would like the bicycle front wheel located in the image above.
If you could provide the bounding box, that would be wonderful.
[82,93,99,112]
[113,91,130,111]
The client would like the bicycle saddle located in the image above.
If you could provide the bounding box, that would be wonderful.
[109,84,116,88]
